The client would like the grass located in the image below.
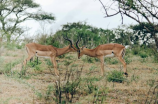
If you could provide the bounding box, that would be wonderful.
[106,70,126,83]
[0,47,158,103]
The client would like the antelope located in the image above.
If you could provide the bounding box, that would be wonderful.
[23,35,78,76]
[76,41,128,77]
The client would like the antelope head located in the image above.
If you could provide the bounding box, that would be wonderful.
[75,37,86,59]
[63,33,78,52]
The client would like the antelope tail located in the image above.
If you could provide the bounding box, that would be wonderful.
[121,48,126,58]
[25,46,29,54]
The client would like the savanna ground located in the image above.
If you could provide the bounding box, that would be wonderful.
[0,46,158,104]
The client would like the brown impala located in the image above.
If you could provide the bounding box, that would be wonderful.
[23,35,78,76]
[76,40,128,77]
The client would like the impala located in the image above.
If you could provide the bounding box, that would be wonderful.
[23,35,78,76]
[76,41,128,76]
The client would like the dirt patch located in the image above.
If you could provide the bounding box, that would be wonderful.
[0,75,34,103]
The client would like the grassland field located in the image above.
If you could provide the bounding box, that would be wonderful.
[0,47,158,104]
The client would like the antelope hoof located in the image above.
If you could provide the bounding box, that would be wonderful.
[124,72,128,77]
[101,72,104,76]
[55,70,59,76]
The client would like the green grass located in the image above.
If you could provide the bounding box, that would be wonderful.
[106,70,126,83]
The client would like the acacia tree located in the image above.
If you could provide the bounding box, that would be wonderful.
[114,25,133,45]
[131,23,158,46]
[62,22,100,48]
[0,0,55,43]
[98,0,158,49]
[49,22,115,48]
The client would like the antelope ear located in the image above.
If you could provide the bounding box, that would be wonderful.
[69,45,72,48]
[81,46,84,50]
[81,46,86,50]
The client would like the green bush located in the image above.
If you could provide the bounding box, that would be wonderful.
[5,43,16,50]
[0,57,4,73]
[106,70,126,83]
[58,54,65,59]
[27,58,42,67]
[132,48,139,55]
[106,58,118,65]
[27,59,43,72]
[45,85,54,101]
[86,80,97,94]
[89,65,97,71]
[4,62,12,74]
[153,52,158,63]
[124,56,131,64]
[16,44,23,49]
[85,77,102,94]
[3,59,22,74]
[139,51,148,58]
[45,59,53,66]
[111,59,118,64]
[64,60,72,66]
[82,57,94,63]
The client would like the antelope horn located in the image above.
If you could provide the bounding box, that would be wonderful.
[63,33,73,47]
[76,36,80,52]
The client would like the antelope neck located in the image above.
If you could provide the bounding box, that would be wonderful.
[56,45,70,56]
[84,48,96,57]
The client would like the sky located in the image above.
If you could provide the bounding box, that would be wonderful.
[24,0,136,36]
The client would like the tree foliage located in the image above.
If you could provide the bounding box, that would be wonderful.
[44,22,132,48]
[130,22,158,45]
[98,0,158,49]
[0,0,55,43]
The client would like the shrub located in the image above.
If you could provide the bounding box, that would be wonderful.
[84,76,102,94]
[132,48,139,55]
[89,65,97,71]
[111,59,118,64]
[16,44,23,49]
[86,79,97,94]
[82,57,94,63]
[4,62,12,74]
[45,85,54,101]
[153,53,158,63]
[53,64,83,103]
[45,59,53,66]
[27,58,42,67]
[0,57,4,73]
[64,60,72,66]
[124,56,131,64]
[3,59,22,74]
[27,59,44,72]
[105,58,118,65]
[5,43,16,50]
[106,70,126,83]
[58,54,65,59]
[139,51,148,58]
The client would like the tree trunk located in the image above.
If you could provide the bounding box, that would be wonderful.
[154,34,158,49]
[7,34,11,43]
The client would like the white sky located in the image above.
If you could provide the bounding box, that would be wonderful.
[24,0,136,36]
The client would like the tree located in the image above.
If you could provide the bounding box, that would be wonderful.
[46,22,115,48]
[62,22,100,48]
[99,28,115,44]
[131,23,158,46]
[114,25,133,45]
[0,0,55,43]
[98,0,158,49]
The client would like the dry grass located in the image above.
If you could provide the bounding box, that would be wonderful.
[0,47,158,104]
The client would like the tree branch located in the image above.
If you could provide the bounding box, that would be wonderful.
[138,0,158,19]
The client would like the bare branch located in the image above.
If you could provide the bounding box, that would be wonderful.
[138,0,158,19]
[104,12,120,18]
